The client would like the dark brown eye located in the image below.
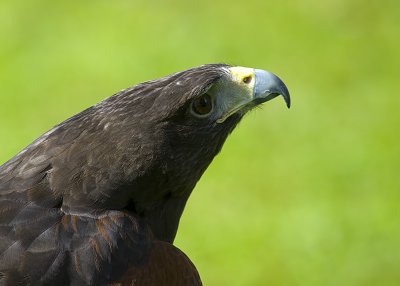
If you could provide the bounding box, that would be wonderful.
[191,94,213,116]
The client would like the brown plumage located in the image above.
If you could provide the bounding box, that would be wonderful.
[111,242,201,286]
[0,64,289,285]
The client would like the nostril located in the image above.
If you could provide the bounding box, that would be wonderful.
[243,76,252,84]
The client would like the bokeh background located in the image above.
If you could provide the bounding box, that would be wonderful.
[1,0,399,285]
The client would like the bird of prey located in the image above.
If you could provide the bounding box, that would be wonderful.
[0,64,290,285]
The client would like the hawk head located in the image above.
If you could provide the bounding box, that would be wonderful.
[93,64,290,241]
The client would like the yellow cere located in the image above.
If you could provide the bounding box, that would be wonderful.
[228,66,256,91]
[212,66,258,124]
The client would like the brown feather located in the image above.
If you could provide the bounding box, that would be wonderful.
[111,241,202,286]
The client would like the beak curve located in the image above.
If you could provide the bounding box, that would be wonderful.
[254,69,291,108]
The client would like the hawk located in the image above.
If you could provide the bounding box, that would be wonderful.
[0,64,290,285]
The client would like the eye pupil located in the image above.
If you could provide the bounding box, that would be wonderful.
[192,94,213,116]
[199,97,208,107]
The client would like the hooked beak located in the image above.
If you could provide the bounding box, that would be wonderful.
[254,69,291,108]
[213,66,291,123]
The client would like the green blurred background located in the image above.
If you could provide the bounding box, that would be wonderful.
[1,0,399,285]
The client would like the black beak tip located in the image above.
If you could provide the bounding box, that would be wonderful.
[285,93,291,109]
[278,87,291,109]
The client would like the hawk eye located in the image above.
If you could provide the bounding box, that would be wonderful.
[191,94,213,116]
